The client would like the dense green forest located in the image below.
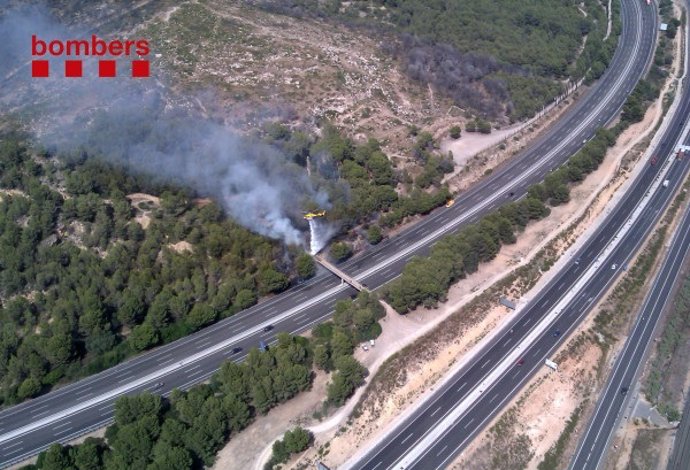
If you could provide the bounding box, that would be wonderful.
[0,118,440,406]
[0,134,304,406]
[22,334,311,470]
[22,291,383,470]
[263,122,453,251]
[257,0,616,120]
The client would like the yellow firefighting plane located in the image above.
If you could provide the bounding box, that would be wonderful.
[303,210,326,220]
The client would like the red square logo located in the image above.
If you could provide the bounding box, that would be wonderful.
[132,60,149,78]
[99,60,116,77]
[32,60,49,77]
[65,60,82,78]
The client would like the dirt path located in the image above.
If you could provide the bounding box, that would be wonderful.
[224,88,664,469]
[284,37,679,467]
[439,81,586,194]
[440,123,523,167]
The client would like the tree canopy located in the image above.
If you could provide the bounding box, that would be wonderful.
[0,135,307,407]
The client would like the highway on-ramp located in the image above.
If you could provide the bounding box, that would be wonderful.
[350,4,690,470]
[0,0,657,466]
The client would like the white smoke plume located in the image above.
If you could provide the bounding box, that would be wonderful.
[0,2,329,248]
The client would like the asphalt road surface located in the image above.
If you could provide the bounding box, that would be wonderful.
[354,5,690,470]
[569,178,690,470]
[668,387,690,470]
[0,0,658,466]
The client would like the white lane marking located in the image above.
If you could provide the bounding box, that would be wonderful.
[400,433,414,445]
[501,337,512,348]
[480,359,491,369]
[4,446,25,456]
[3,440,23,449]
[430,406,442,417]
[436,444,448,456]
[29,404,49,414]
[53,426,74,436]
[31,410,52,419]
[187,369,207,379]
[463,418,475,430]
[52,421,72,430]
[456,382,468,393]
[293,312,309,322]
[0,281,349,444]
[0,3,653,455]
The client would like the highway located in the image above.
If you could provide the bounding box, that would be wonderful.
[350,4,690,469]
[0,0,657,467]
[355,109,690,465]
[668,384,690,470]
[571,11,690,468]
[568,171,690,470]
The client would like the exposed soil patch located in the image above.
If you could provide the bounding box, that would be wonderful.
[126,192,160,229]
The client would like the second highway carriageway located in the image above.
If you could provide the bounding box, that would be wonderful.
[352,3,690,469]
[0,0,657,466]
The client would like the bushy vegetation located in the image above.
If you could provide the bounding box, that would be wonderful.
[385,69,663,313]
[384,194,549,312]
[21,334,314,470]
[449,125,461,139]
[0,134,308,406]
[264,426,313,470]
[265,122,453,239]
[537,405,583,470]
[257,0,616,120]
[312,292,382,403]
[330,241,353,262]
[20,323,375,470]
[646,275,690,419]
[20,292,384,470]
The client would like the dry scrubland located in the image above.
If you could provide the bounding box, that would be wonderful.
[237,17,685,464]
[142,1,457,162]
